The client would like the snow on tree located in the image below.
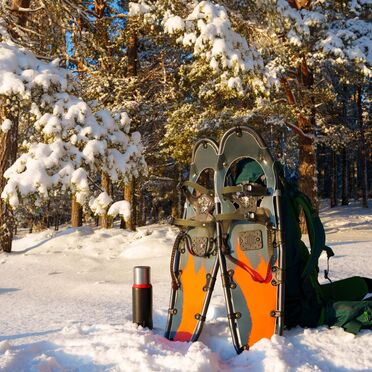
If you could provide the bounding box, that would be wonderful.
[107,200,131,222]
[128,0,273,166]
[267,0,371,209]
[129,0,266,95]
[0,36,146,217]
[274,0,371,77]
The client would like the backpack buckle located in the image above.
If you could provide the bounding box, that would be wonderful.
[271,266,284,286]
[270,310,283,318]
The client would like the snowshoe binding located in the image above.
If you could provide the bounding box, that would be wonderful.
[215,126,285,353]
[165,139,219,342]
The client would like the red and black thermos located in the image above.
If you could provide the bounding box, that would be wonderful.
[132,266,153,329]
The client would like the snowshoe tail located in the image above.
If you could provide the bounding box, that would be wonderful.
[215,126,285,353]
[165,139,219,342]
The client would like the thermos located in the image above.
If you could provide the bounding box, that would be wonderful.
[132,266,153,329]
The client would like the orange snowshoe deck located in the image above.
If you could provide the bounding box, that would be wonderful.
[165,139,219,342]
[215,127,284,352]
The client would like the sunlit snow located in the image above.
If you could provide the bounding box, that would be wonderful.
[0,201,371,371]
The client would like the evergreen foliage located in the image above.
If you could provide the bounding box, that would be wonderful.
[0,0,370,248]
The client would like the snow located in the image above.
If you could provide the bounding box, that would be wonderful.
[164,15,185,34]
[119,112,131,131]
[0,201,371,371]
[130,0,264,94]
[319,18,372,76]
[0,118,12,133]
[89,191,113,216]
[1,91,146,209]
[128,1,152,17]
[176,1,264,76]
[0,43,68,96]
[108,200,131,221]
[71,168,90,204]
[274,0,372,77]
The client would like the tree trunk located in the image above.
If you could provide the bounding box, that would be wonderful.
[298,130,318,207]
[356,86,368,208]
[137,184,145,227]
[281,57,317,233]
[341,148,349,206]
[298,132,317,233]
[120,195,126,229]
[349,158,359,202]
[142,190,147,225]
[0,0,31,252]
[127,32,138,76]
[100,172,113,228]
[330,150,338,208]
[348,158,354,201]
[298,58,318,209]
[178,170,184,217]
[124,177,136,231]
[54,214,60,231]
[319,166,325,199]
[171,172,179,219]
[280,74,317,207]
[171,203,178,219]
[318,149,328,199]
[71,194,83,227]
[122,28,138,230]
[0,109,19,252]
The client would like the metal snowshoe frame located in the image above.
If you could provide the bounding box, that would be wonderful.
[214,126,285,353]
[165,138,220,342]
[165,126,285,353]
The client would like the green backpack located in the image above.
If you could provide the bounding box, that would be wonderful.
[280,172,372,334]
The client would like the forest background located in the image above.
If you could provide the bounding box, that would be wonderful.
[0,0,370,253]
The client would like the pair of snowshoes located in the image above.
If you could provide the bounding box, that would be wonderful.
[165,127,284,353]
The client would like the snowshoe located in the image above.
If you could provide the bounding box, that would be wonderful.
[165,139,219,342]
[215,126,285,353]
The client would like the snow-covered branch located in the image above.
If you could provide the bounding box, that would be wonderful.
[129,0,265,94]
[0,39,147,213]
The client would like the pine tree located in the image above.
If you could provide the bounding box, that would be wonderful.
[0,0,31,252]
[0,3,147,250]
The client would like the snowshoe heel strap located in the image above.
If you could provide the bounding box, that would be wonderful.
[182,181,214,196]
[223,183,267,197]
[172,218,215,229]
[215,209,271,225]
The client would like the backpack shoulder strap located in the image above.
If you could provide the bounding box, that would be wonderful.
[294,192,334,278]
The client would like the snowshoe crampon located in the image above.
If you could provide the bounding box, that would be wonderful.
[215,127,285,352]
[165,139,219,342]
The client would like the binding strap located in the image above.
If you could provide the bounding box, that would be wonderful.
[172,218,215,229]
[324,245,335,284]
[220,216,276,284]
[215,210,270,226]
[223,183,267,197]
[183,181,214,196]
[170,231,187,290]
[227,254,274,283]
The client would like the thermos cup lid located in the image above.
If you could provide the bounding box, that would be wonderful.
[133,266,151,285]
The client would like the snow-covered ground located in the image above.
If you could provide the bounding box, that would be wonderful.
[1,201,371,371]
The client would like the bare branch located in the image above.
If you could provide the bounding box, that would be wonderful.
[12,23,44,37]
[65,55,99,76]
[286,121,315,140]
[87,175,104,193]
[7,4,45,12]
